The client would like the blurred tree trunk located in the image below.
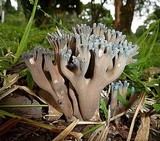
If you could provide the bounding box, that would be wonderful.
[16,0,23,13]
[114,0,136,34]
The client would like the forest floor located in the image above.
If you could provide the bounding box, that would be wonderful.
[0,88,160,141]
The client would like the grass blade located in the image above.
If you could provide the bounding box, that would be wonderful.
[14,0,38,63]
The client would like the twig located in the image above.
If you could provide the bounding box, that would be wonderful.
[127,92,146,141]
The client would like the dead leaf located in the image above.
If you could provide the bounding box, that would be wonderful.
[43,104,62,121]
[135,115,150,141]
[0,74,19,93]
[53,119,80,141]
[0,85,18,100]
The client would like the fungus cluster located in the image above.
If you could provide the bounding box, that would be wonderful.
[22,23,139,122]
[109,81,137,117]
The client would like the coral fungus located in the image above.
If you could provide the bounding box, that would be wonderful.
[22,23,139,121]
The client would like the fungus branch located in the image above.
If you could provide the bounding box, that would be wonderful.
[109,81,138,117]
[22,48,56,97]
[22,47,75,122]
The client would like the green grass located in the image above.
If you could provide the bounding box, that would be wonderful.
[122,19,160,112]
